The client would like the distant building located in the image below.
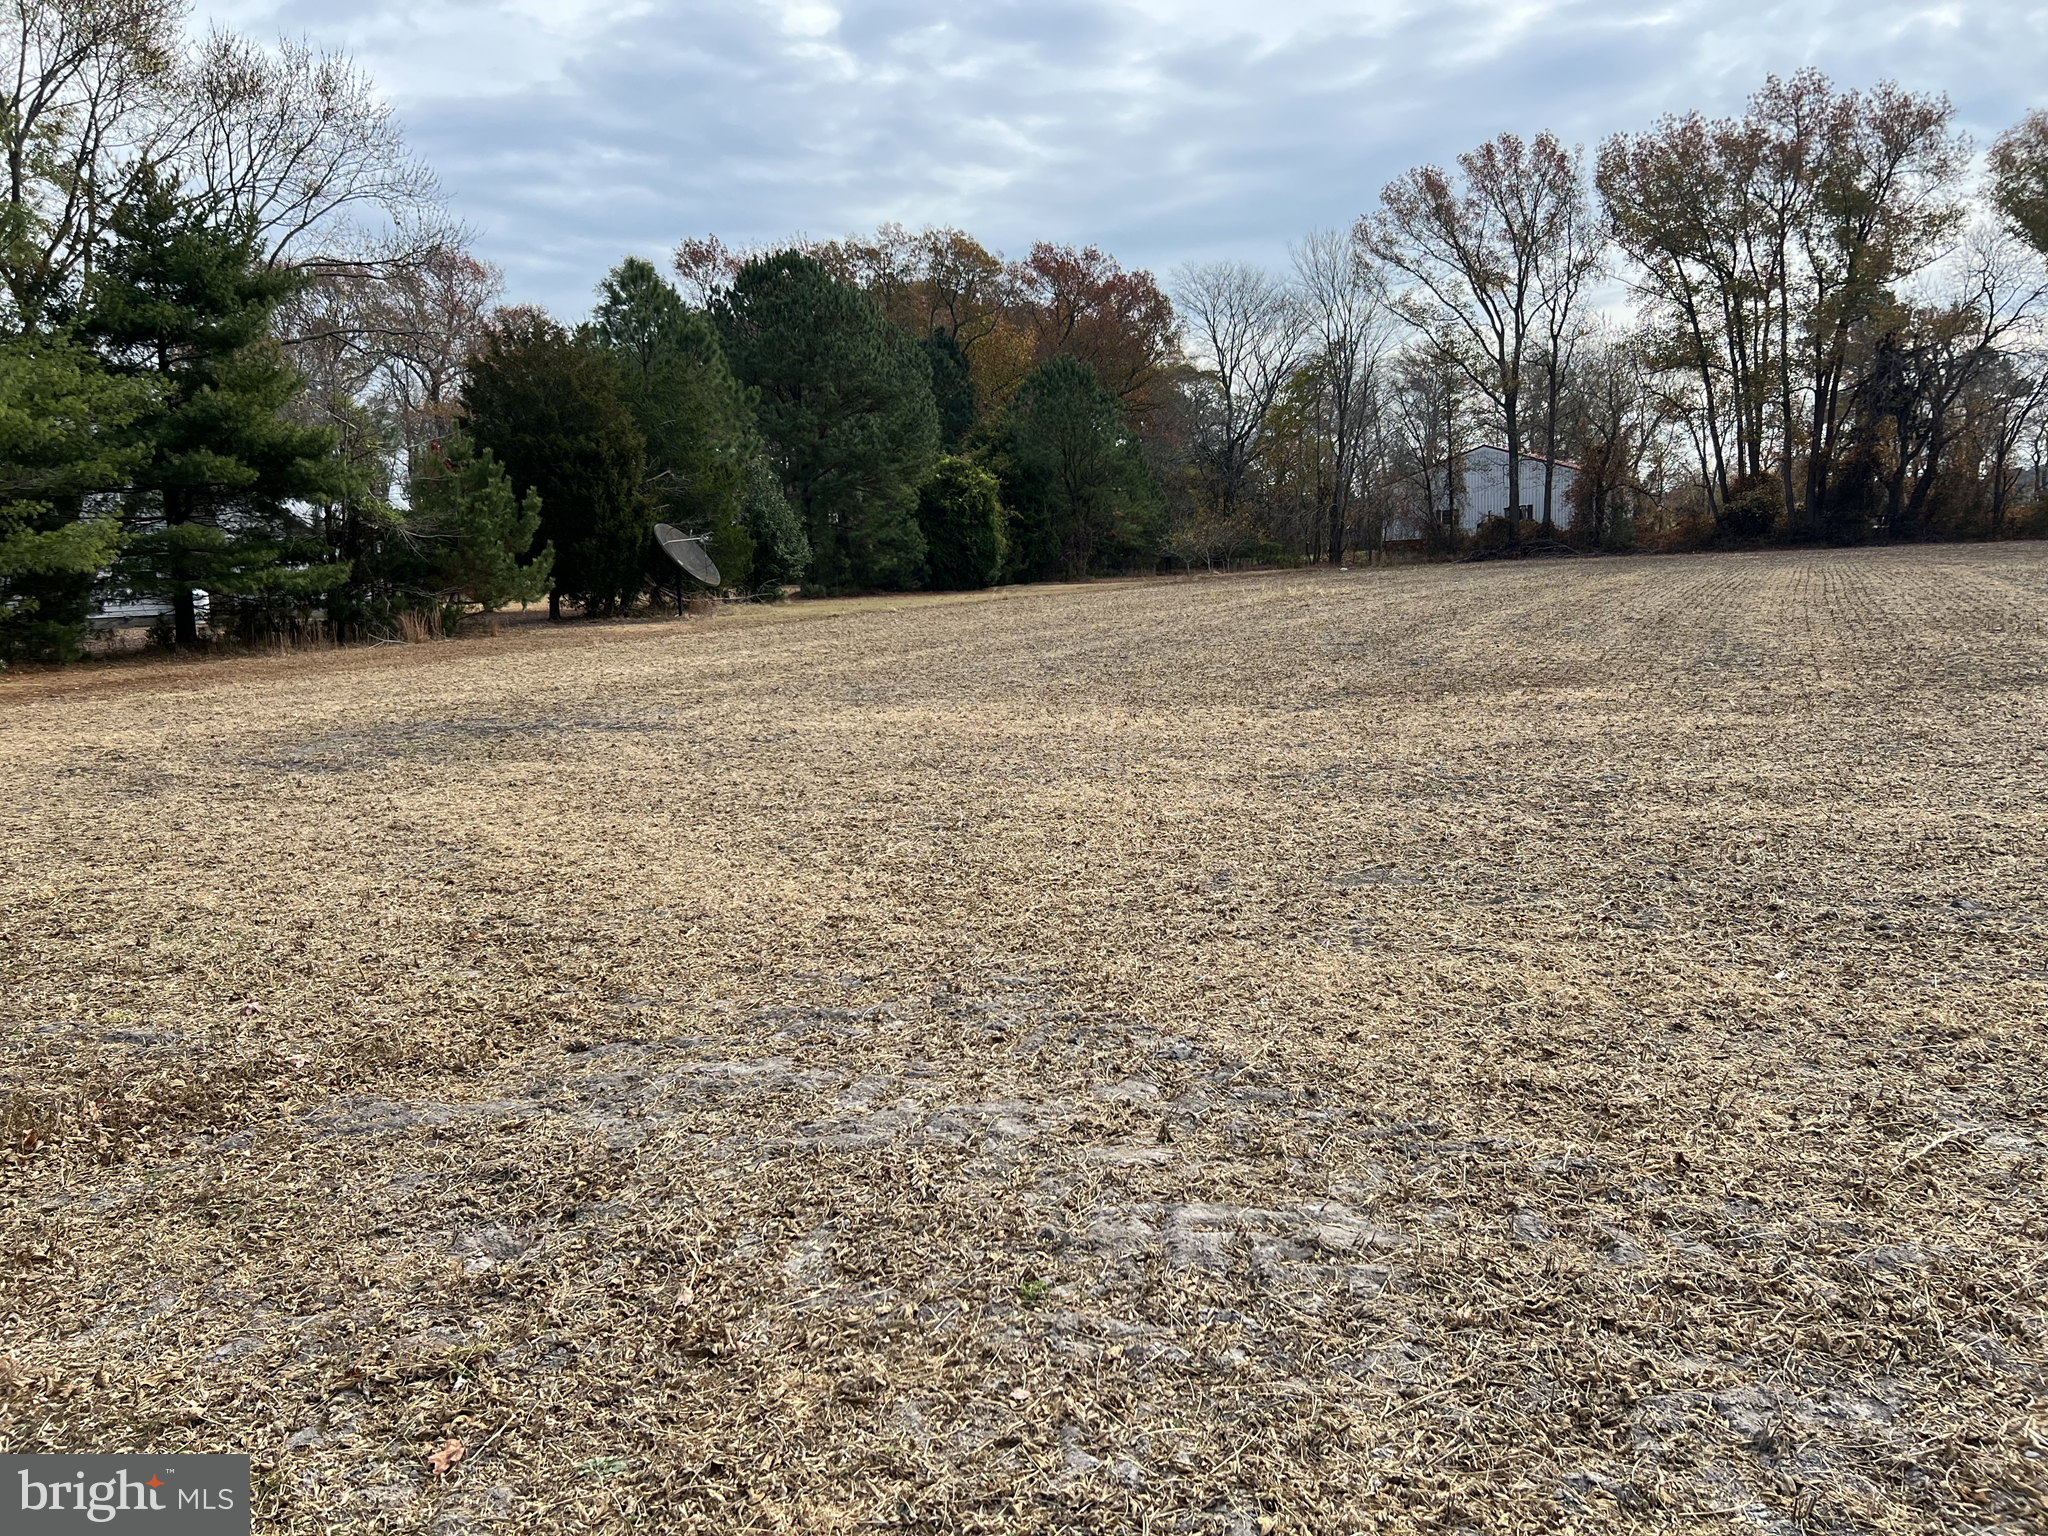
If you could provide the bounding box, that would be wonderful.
[1441,446,1579,530]
[88,592,209,633]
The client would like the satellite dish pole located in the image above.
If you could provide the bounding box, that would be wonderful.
[652,523,721,614]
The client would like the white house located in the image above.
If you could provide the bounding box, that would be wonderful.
[1448,446,1579,530]
[88,592,209,633]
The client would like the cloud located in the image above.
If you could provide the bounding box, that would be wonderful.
[199,0,2045,315]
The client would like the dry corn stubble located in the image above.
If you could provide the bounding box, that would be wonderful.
[2,547,2046,1534]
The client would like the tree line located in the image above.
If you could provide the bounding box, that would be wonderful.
[5,6,2046,663]
[1178,74,2048,565]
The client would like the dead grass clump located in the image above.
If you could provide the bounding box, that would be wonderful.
[266,620,342,654]
[395,609,442,644]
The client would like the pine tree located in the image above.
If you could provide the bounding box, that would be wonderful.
[79,177,353,646]
[997,354,1162,581]
[915,455,1006,590]
[589,257,756,589]
[922,328,976,452]
[712,252,937,592]
[394,432,552,626]
[462,313,651,617]
[0,335,153,661]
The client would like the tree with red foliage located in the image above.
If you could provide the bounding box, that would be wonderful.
[1013,243,1180,417]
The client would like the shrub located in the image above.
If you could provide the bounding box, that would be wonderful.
[916,457,1006,590]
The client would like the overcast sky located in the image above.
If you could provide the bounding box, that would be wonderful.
[199,0,2043,317]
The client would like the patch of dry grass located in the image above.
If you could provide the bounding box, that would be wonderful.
[2,548,2045,1534]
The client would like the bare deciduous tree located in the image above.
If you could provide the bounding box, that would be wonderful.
[0,0,182,324]
[1857,230,2048,537]
[1532,169,1603,528]
[1600,73,1973,536]
[1991,109,2048,257]
[1563,325,1668,546]
[1389,341,1475,539]
[1979,355,2048,537]
[1172,259,1306,525]
[1794,79,1968,530]
[1365,132,1587,541]
[282,244,504,457]
[1294,230,1395,561]
[181,30,442,271]
[1601,106,1787,521]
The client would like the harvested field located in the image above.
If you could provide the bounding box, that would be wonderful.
[3,545,2046,1534]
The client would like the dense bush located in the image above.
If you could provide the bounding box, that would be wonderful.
[1719,482,1781,541]
[741,461,811,591]
[916,457,1006,590]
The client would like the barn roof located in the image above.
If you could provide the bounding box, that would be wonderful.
[1460,444,1582,472]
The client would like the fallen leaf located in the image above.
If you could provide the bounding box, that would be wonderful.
[428,1438,465,1476]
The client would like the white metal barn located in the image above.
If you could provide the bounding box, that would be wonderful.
[1453,446,1578,529]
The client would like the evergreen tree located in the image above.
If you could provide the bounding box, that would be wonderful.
[80,178,353,645]
[589,257,755,589]
[711,252,938,592]
[922,328,976,451]
[915,455,1005,590]
[0,335,153,661]
[462,313,651,617]
[740,459,811,589]
[390,433,552,627]
[996,354,1162,581]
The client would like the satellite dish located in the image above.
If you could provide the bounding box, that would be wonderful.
[654,522,720,586]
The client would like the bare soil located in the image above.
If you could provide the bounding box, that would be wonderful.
[2,548,2045,1534]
